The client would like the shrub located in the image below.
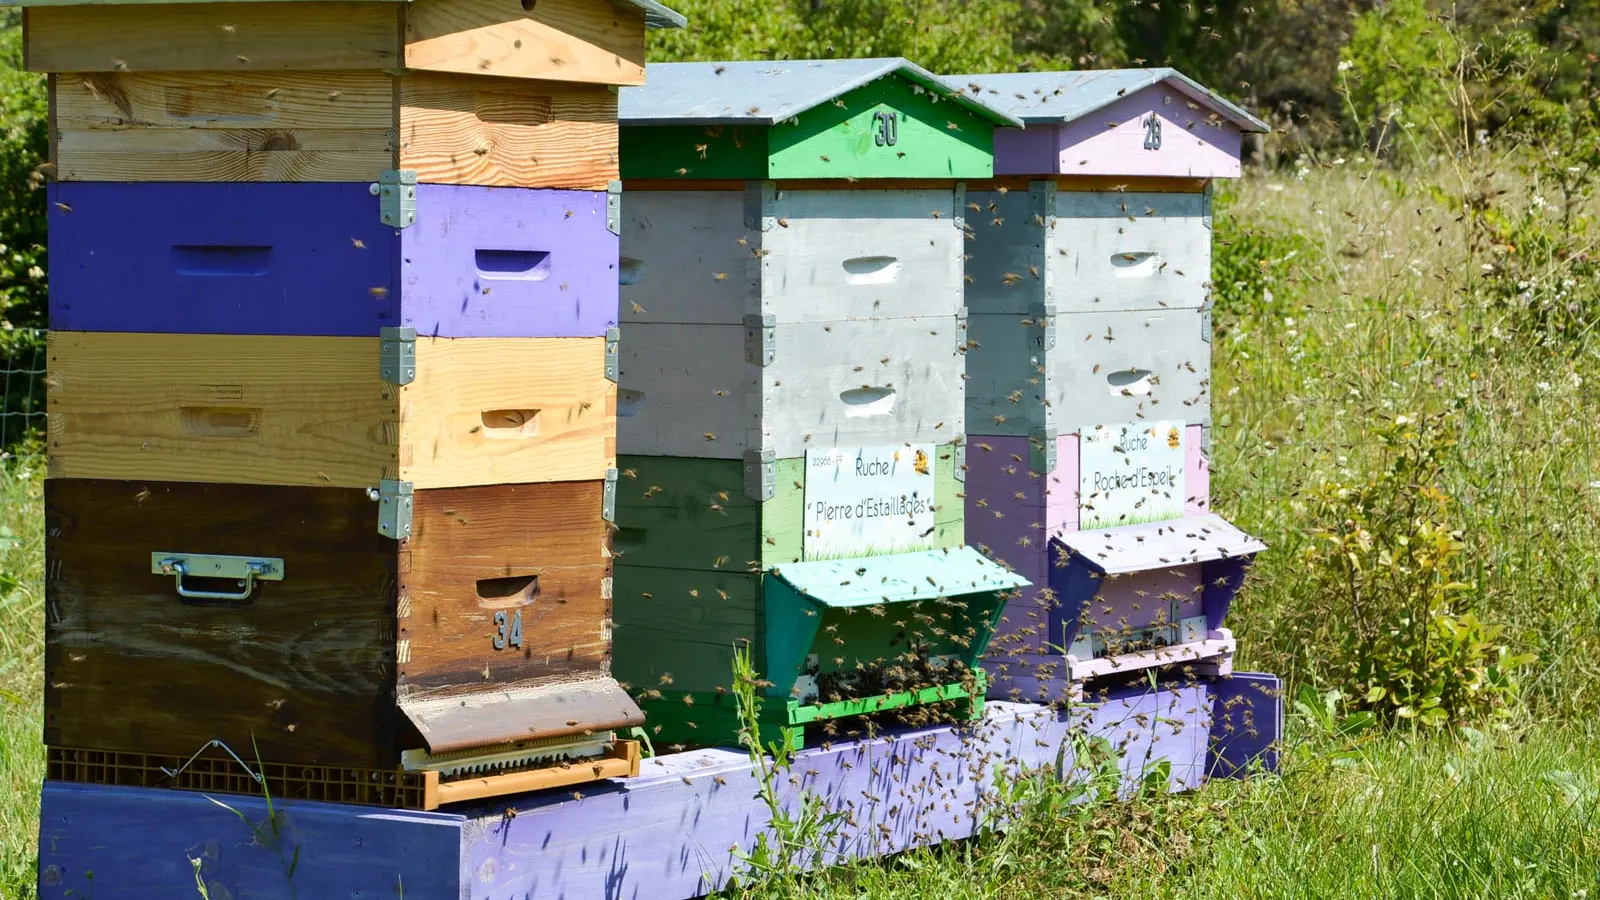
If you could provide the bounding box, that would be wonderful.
[1296,411,1534,727]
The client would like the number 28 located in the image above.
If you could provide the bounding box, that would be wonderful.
[493,610,523,650]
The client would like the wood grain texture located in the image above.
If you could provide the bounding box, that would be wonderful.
[399,73,618,189]
[51,70,395,182]
[47,331,395,488]
[47,332,614,488]
[613,447,965,572]
[25,2,403,73]
[402,481,612,691]
[403,0,646,86]
[403,335,616,487]
[44,478,400,767]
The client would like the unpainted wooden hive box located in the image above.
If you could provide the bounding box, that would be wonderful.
[20,0,688,187]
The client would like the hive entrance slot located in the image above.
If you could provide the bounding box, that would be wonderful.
[619,258,645,286]
[480,409,541,438]
[839,386,895,417]
[1106,369,1154,396]
[476,574,539,610]
[1110,251,1160,277]
[475,249,551,281]
[172,245,271,277]
[179,406,261,438]
[842,256,902,285]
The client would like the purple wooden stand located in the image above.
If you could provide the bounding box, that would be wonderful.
[48,182,619,338]
[37,677,1281,900]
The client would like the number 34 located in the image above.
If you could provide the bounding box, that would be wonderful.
[493,610,523,650]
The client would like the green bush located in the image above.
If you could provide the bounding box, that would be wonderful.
[1294,412,1535,727]
[0,11,47,334]
[1210,196,1321,323]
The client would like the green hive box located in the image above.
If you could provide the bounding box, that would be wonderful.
[618,547,1027,750]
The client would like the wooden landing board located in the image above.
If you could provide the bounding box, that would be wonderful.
[24,0,649,86]
[612,447,964,572]
[35,678,1283,900]
[44,478,617,768]
[50,71,618,187]
[47,332,616,488]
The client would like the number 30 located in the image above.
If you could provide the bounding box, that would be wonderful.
[873,110,898,147]
[493,610,523,650]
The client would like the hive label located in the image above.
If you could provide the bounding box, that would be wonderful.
[803,444,937,560]
[1078,420,1186,530]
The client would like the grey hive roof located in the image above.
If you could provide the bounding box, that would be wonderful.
[946,69,1269,133]
[620,58,1024,127]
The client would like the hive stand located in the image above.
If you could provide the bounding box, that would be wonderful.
[29,0,685,806]
[37,674,1284,900]
[610,59,1027,747]
[942,70,1274,697]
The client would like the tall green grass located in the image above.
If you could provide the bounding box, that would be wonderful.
[0,455,44,899]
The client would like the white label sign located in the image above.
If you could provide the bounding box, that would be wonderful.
[1078,421,1186,530]
[803,444,937,560]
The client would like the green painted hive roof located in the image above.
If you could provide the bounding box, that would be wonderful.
[769,547,1029,609]
[0,0,689,28]
[620,58,1023,127]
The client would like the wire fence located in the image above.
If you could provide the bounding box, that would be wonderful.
[1,328,46,451]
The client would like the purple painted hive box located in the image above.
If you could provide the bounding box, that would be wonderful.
[35,674,1282,900]
[48,182,620,338]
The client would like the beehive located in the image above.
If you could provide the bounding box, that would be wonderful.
[611,59,1027,747]
[34,0,685,806]
[946,70,1272,697]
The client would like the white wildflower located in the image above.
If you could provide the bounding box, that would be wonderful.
[1338,60,1354,72]
[1537,381,1552,393]
[1532,194,1548,209]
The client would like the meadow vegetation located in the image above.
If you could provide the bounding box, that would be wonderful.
[2,1,1599,897]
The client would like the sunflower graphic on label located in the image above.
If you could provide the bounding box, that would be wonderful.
[914,448,931,476]
[1167,426,1182,449]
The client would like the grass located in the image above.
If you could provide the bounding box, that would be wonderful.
[0,453,44,899]
[3,157,1600,897]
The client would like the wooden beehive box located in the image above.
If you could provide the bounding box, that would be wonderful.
[44,476,642,808]
[941,70,1272,694]
[614,547,1026,749]
[48,182,620,337]
[20,0,687,187]
[46,331,616,489]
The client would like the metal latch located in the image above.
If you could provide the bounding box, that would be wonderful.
[1031,425,1058,475]
[1201,306,1213,344]
[952,442,967,483]
[743,448,776,501]
[369,479,415,539]
[603,468,618,523]
[744,314,776,366]
[605,327,620,382]
[606,181,622,236]
[380,326,417,386]
[370,169,418,229]
[1031,302,1056,353]
[151,552,284,603]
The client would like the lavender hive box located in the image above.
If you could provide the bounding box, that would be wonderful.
[36,676,1282,900]
[48,182,620,338]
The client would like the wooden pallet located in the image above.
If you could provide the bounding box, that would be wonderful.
[47,740,642,812]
